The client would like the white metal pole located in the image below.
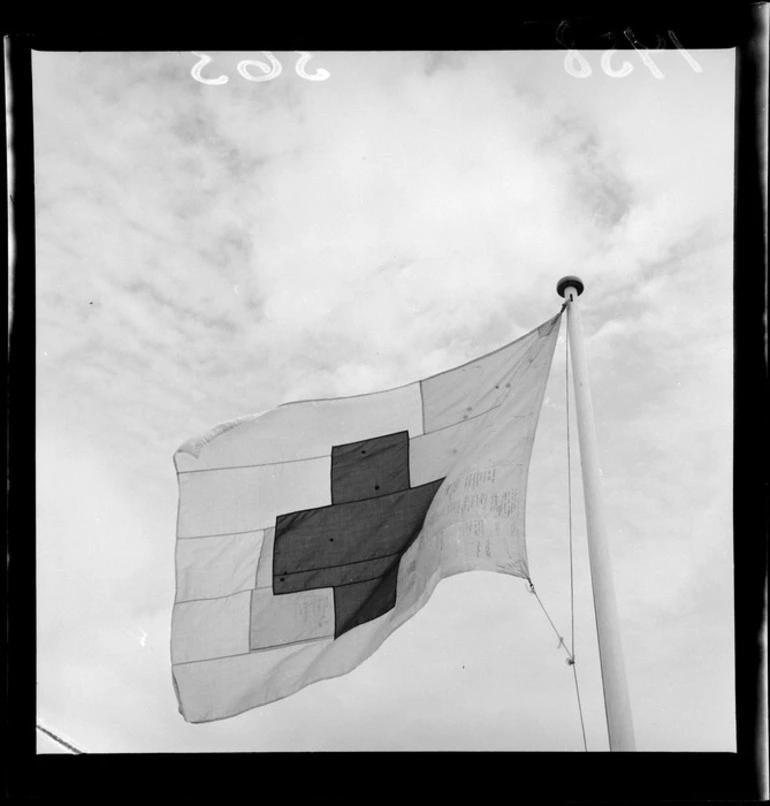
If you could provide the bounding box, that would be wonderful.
[557,276,636,751]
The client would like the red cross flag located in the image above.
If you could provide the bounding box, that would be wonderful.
[172,313,562,722]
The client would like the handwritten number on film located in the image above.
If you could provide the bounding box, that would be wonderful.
[556,23,703,78]
[191,51,330,85]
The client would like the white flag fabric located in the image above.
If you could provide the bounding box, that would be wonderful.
[172,313,561,722]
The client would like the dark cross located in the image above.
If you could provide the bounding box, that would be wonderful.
[272,430,444,638]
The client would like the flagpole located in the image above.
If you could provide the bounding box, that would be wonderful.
[557,276,636,752]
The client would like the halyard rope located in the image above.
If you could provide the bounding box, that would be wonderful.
[523,302,588,751]
[565,303,588,750]
[36,723,86,754]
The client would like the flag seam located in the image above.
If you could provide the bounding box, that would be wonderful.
[177,453,328,475]
[172,636,331,666]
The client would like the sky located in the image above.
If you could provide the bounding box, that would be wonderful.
[34,46,736,753]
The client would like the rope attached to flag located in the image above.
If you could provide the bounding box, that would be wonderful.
[523,300,588,751]
[564,305,589,751]
[36,723,86,754]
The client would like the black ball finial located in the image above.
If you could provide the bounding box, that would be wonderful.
[556,276,585,298]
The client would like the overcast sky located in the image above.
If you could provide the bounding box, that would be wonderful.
[34,47,735,753]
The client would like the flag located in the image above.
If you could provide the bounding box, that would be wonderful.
[172,312,562,722]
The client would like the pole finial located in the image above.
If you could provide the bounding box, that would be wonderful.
[557,276,585,298]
